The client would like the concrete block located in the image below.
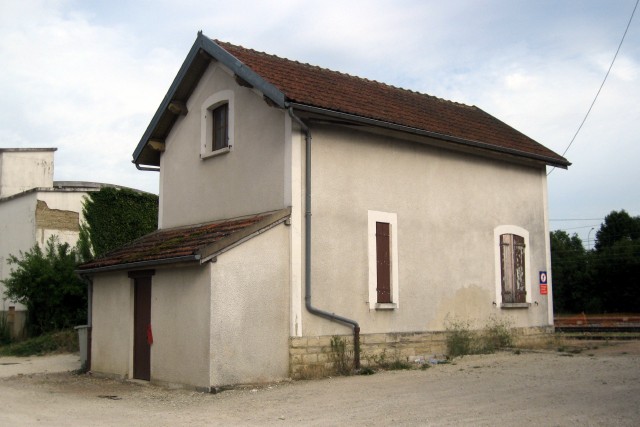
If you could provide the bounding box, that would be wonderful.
[363,334,387,344]
[290,337,308,348]
[302,354,318,364]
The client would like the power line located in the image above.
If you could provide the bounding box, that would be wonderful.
[551,224,600,231]
[548,0,639,176]
[549,218,604,221]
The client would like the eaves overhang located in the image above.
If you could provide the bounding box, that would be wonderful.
[132,32,286,168]
[76,255,201,276]
[288,103,571,169]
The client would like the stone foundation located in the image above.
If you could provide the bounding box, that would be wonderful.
[290,331,448,379]
[289,326,554,379]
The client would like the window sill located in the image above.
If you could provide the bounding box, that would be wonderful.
[375,303,397,310]
[201,146,231,160]
[500,302,531,309]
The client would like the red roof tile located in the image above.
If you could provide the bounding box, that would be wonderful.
[216,40,568,166]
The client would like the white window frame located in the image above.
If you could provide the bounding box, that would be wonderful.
[368,210,399,310]
[201,90,234,159]
[493,225,532,308]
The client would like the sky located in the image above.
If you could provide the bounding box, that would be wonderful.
[1,0,638,245]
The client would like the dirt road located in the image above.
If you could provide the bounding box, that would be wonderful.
[1,342,639,426]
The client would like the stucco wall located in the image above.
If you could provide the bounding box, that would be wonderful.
[0,190,92,315]
[298,124,551,336]
[150,266,211,388]
[0,193,37,313]
[209,223,290,386]
[0,149,54,198]
[90,272,132,377]
[159,62,287,229]
[90,266,212,389]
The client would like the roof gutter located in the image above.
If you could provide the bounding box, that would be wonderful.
[288,106,361,370]
[289,103,571,169]
[135,163,160,172]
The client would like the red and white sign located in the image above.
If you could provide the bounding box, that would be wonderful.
[539,271,548,295]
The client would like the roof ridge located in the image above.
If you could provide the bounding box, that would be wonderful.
[214,39,474,110]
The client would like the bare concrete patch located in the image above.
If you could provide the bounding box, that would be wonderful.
[0,353,80,378]
[0,345,638,425]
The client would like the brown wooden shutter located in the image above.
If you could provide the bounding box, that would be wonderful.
[500,234,513,303]
[513,235,526,303]
[500,234,526,304]
[376,222,391,303]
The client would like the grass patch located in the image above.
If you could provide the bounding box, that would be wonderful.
[0,329,78,356]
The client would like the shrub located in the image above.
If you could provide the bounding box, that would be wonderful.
[2,236,87,336]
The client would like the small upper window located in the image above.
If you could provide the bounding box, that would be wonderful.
[212,103,229,151]
[201,90,234,159]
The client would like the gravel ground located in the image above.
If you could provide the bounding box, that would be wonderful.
[0,341,639,426]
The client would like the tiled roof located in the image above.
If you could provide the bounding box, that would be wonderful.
[216,40,569,166]
[78,209,290,273]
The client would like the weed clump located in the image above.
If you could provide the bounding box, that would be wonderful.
[445,316,515,358]
[445,319,475,357]
[330,335,353,376]
[479,316,514,353]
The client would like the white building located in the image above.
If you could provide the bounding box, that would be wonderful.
[79,34,570,390]
[1,148,108,337]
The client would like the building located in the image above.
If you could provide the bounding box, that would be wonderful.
[1,148,127,338]
[78,33,570,390]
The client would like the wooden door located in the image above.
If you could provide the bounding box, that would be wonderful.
[133,276,152,381]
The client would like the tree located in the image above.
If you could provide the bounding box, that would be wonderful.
[592,245,640,314]
[78,187,158,259]
[1,237,87,336]
[550,231,598,313]
[590,210,640,313]
[594,210,640,251]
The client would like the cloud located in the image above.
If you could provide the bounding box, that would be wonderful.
[0,0,638,244]
[0,1,184,193]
